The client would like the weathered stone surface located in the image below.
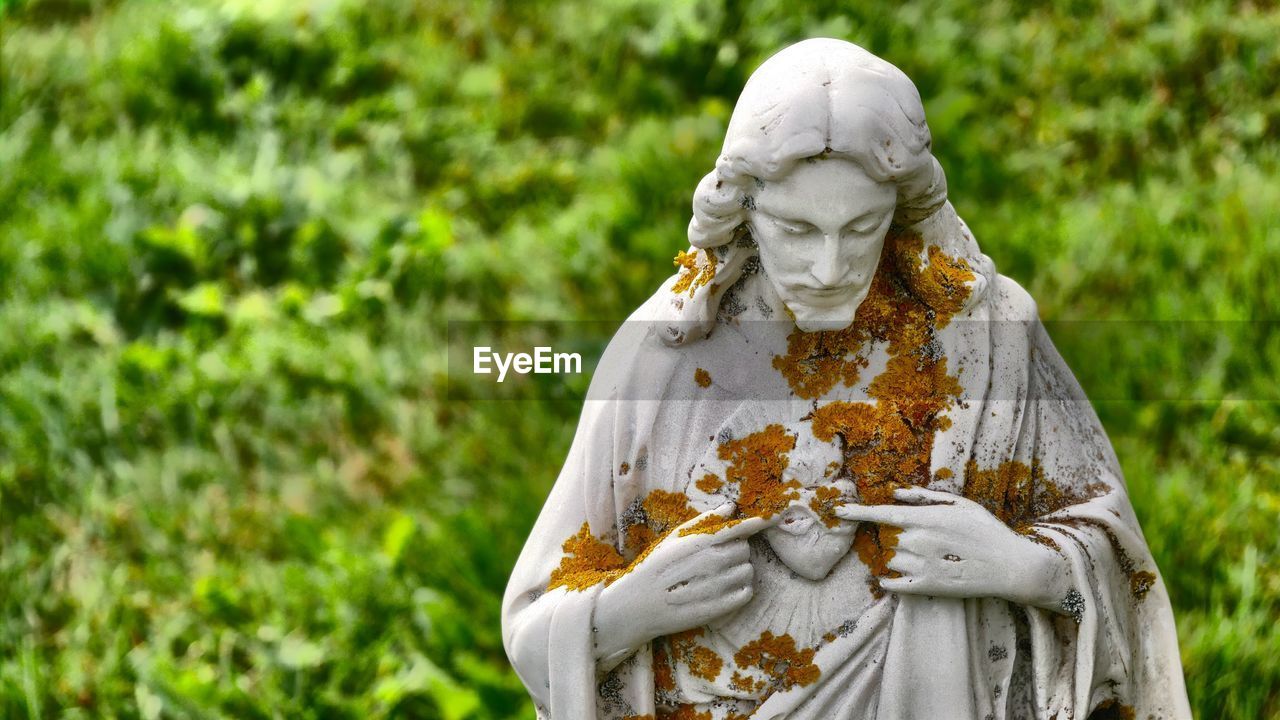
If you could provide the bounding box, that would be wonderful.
[503,38,1191,720]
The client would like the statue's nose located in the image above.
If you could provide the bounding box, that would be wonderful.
[811,234,845,286]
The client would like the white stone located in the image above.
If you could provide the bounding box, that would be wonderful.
[503,38,1191,720]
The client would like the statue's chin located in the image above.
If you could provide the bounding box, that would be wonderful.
[792,314,856,333]
[783,290,870,333]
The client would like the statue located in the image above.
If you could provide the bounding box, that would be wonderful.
[502,38,1191,720]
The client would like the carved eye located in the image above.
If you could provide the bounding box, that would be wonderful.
[776,218,815,235]
[842,214,883,235]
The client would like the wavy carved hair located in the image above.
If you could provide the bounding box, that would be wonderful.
[660,38,965,346]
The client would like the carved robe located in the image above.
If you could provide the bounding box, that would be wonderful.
[502,205,1191,720]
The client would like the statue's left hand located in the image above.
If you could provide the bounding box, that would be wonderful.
[835,488,1074,612]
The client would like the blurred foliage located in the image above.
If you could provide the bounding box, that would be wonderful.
[1,0,1278,717]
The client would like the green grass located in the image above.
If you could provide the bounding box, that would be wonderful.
[1,0,1277,717]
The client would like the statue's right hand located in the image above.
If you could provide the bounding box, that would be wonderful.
[592,503,773,660]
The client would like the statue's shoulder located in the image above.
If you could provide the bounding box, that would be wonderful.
[986,272,1041,324]
[588,285,696,400]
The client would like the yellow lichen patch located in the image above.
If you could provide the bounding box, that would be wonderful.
[962,459,1107,531]
[732,631,821,694]
[854,523,900,586]
[807,399,928,506]
[622,489,699,553]
[717,424,799,520]
[694,368,712,388]
[654,641,676,692]
[547,522,628,591]
[620,462,631,475]
[671,249,716,296]
[668,628,723,682]
[867,353,961,431]
[1130,571,1156,600]
[695,472,723,494]
[689,645,723,682]
[643,489,699,531]
[809,485,845,528]
[554,490,703,591]
[888,234,976,326]
[934,467,954,480]
[962,460,1036,528]
[624,523,658,555]
[771,323,871,400]
[729,670,761,695]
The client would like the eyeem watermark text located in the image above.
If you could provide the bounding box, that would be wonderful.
[473,346,583,382]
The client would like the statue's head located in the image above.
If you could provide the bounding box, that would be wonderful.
[664,38,952,339]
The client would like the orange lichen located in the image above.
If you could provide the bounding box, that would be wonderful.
[654,641,676,692]
[771,324,871,400]
[732,631,821,694]
[620,462,631,475]
[808,400,922,506]
[694,368,712,388]
[644,489,700,530]
[866,353,961,431]
[624,523,658,555]
[695,472,723,493]
[962,460,1037,528]
[934,467,954,480]
[668,628,723,682]
[771,229,975,581]
[553,490,702,591]
[854,523,900,585]
[623,489,700,552]
[729,670,761,695]
[809,485,845,528]
[895,238,978,325]
[1130,571,1156,600]
[689,645,723,682]
[962,459,1108,532]
[717,424,799,521]
[671,249,716,296]
[547,522,628,591]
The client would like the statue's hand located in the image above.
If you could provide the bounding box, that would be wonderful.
[592,503,774,661]
[835,488,1074,612]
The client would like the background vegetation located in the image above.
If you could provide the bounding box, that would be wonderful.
[1,0,1277,717]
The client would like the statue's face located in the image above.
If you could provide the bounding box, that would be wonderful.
[747,157,896,332]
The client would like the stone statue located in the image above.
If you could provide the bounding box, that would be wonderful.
[502,38,1191,720]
